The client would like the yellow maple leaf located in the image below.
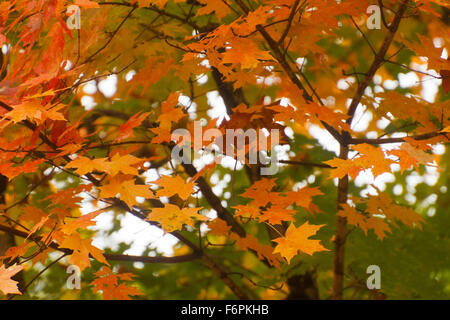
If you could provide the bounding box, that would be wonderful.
[147,204,207,232]
[352,143,393,178]
[99,177,154,207]
[153,175,195,200]
[65,156,109,176]
[273,222,328,263]
[106,154,142,176]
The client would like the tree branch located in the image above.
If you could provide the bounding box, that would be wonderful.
[0,224,200,264]
[333,0,410,300]
[350,131,447,145]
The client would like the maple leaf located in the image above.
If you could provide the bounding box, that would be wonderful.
[440,70,450,94]
[365,216,391,240]
[99,177,154,208]
[26,215,49,239]
[324,158,362,180]
[152,175,195,200]
[365,193,424,229]
[388,143,436,173]
[157,92,185,128]
[233,204,261,220]
[286,187,323,210]
[325,144,393,180]
[240,178,277,207]
[147,204,208,232]
[273,222,328,263]
[0,264,24,296]
[65,156,109,176]
[1,243,34,262]
[222,38,273,69]
[90,267,143,300]
[0,159,45,180]
[115,112,150,142]
[128,57,173,94]
[60,233,109,271]
[150,126,173,144]
[230,233,282,269]
[207,219,232,236]
[60,209,104,235]
[106,154,142,176]
[338,204,367,230]
[352,144,393,178]
[259,205,296,225]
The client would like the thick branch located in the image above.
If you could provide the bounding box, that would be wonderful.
[333,0,410,300]
[182,162,246,238]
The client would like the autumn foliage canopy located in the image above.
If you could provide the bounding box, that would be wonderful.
[0,0,449,300]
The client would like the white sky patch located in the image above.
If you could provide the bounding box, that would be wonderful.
[308,125,340,155]
[125,70,136,82]
[81,95,97,110]
[93,213,178,256]
[98,75,118,98]
[83,80,97,95]
[383,79,398,90]
[337,77,355,90]
[398,72,419,88]
[420,71,441,102]
[179,93,197,120]
[351,105,372,132]
[206,91,229,123]
[196,74,208,85]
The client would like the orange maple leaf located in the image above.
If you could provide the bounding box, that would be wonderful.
[324,158,362,180]
[115,112,150,142]
[152,175,195,200]
[388,143,435,173]
[60,233,109,271]
[157,92,185,129]
[60,209,105,235]
[90,266,143,300]
[352,144,393,178]
[273,222,328,263]
[65,156,109,176]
